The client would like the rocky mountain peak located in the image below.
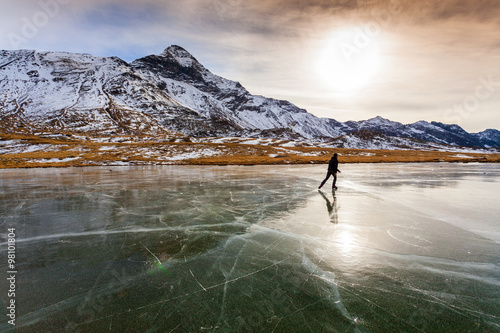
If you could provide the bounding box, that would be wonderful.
[162,45,191,57]
[1,45,498,148]
[364,116,393,125]
[159,45,200,68]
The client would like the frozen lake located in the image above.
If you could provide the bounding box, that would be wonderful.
[1,163,499,332]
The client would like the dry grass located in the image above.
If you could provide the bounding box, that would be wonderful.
[1,133,499,169]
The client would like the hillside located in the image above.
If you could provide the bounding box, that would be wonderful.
[1,45,499,169]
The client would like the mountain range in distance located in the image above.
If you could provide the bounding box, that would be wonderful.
[0,45,499,151]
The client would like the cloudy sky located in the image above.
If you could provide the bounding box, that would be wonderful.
[1,0,499,132]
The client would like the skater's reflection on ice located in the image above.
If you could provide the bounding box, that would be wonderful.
[318,189,338,224]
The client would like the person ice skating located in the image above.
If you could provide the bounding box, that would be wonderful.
[318,153,341,190]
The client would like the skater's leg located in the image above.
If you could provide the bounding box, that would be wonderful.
[332,173,338,189]
[319,172,332,189]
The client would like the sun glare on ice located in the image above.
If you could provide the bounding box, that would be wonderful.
[337,229,356,255]
[317,27,382,93]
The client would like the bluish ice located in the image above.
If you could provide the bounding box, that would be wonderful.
[0,163,499,332]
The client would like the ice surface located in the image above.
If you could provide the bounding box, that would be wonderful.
[0,164,499,332]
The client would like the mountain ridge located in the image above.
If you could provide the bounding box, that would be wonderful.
[1,46,499,149]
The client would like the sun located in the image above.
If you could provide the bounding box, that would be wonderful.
[317,27,382,93]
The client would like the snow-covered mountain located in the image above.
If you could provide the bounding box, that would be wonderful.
[0,49,219,136]
[131,45,347,138]
[475,129,500,148]
[344,116,500,148]
[0,46,499,148]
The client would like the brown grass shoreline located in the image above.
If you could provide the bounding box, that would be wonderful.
[1,133,499,169]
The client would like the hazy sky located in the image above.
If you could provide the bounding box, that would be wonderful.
[1,0,499,132]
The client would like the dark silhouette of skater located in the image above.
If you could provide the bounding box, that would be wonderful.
[318,190,338,224]
[318,153,341,190]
